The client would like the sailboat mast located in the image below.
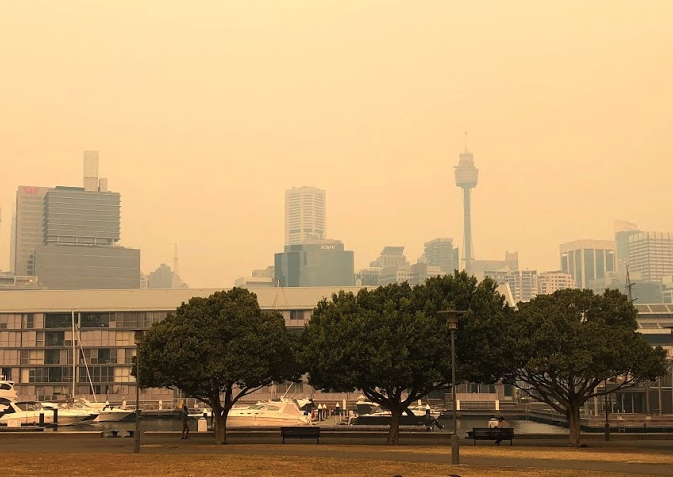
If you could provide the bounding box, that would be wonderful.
[626,264,633,302]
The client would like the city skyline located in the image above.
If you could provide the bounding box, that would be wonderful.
[1,1,672,287]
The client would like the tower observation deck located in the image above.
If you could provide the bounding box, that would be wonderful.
[454,149,479,273]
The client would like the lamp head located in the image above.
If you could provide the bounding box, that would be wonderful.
[438,309,466,330]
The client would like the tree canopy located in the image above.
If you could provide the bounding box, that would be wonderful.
[492,288,668,446]
[302,272,510,444]
[137,288,301,444]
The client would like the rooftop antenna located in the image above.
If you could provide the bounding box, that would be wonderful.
[171,243,180,289]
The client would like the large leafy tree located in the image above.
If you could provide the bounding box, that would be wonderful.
[302,272,510,445]
[137,288,301,444]
[494,288,667,447]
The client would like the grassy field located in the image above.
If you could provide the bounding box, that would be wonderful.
[3,444,667,477]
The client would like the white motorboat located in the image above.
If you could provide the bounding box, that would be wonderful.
[78,399,135,422]
[0,400,91,426]
[226,400,311,427]
[0,380,17,401]
[189,400,311,426]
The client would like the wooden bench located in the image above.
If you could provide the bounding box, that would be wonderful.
[467,427,514,446]
[280,426,320,444]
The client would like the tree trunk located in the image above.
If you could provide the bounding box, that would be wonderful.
[386,408,402,445]
[567,404,582,447]
[214,411,228,445]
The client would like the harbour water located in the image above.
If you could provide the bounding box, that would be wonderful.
[50,415,567,435]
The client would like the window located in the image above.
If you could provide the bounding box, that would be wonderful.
[45,349,60,365]
[23,314,34,329]
[80,313,110,328]
[45,331,65,346]
[45,314,71,329]
[28,368,49,383]
[1,368,11,380]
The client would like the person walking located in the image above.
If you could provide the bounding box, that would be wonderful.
[494,416,510,445]
[181,404,190,439]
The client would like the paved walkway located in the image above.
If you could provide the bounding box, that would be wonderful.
[2,434,672,476]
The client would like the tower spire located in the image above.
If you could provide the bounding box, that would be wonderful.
[454,138,479,274]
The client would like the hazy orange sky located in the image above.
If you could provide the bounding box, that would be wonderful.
[1,1,672,287]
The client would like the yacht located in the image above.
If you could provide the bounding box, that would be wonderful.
[227,400,311,426]
[0,400,92,426]
[190,400,312,426]
[79,399,135,422]
[0,380,17,401]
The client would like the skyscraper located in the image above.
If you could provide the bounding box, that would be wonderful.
[12,185,50,276]
[560,240,616,289]
[422,238,460,274]
[285,186,326,245]
[454,147,479,273]
[628,232,673,283]
[12,151,140,289]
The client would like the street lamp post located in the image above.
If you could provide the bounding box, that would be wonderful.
[604,380,610,441]
[439,309,466,466]
[134,330,145,454]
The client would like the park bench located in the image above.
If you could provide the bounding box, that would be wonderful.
[125,430,135,438]
[280,426,320,444]
[467,427,514,446]
[107,429,120,438]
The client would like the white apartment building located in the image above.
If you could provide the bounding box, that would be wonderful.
[538,271,576,295]
[285,187,326,245]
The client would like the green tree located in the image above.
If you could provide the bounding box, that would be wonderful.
[137,288,301,444]
[495,288,668,447]
[302,272,510,445]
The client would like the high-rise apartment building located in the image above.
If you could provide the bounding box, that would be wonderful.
[537,271,576,295]
[12,185,50,276]
[285,187,326,245]
[421,238,459,274]
[628,232,673,283]
[560,239,616,289]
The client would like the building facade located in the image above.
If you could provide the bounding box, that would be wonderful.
[34,245,141,289]
[560,239,616,289]
[285,186,326,245]
[12,186,50,276]
[43,187,121,246]
[537,271,576,295]
[0,287,361,402]
[274,240,354,287]
[9,153,140,290]
[628,232,673,284]
[421,238,459,274]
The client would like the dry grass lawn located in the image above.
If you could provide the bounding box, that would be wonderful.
[2,446,665,477]
[351,444,673,465]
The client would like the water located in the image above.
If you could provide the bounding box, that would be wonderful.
[437,417,566,435]
[52,416,566,435]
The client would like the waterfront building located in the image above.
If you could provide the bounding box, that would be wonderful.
[0,287,360,402]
